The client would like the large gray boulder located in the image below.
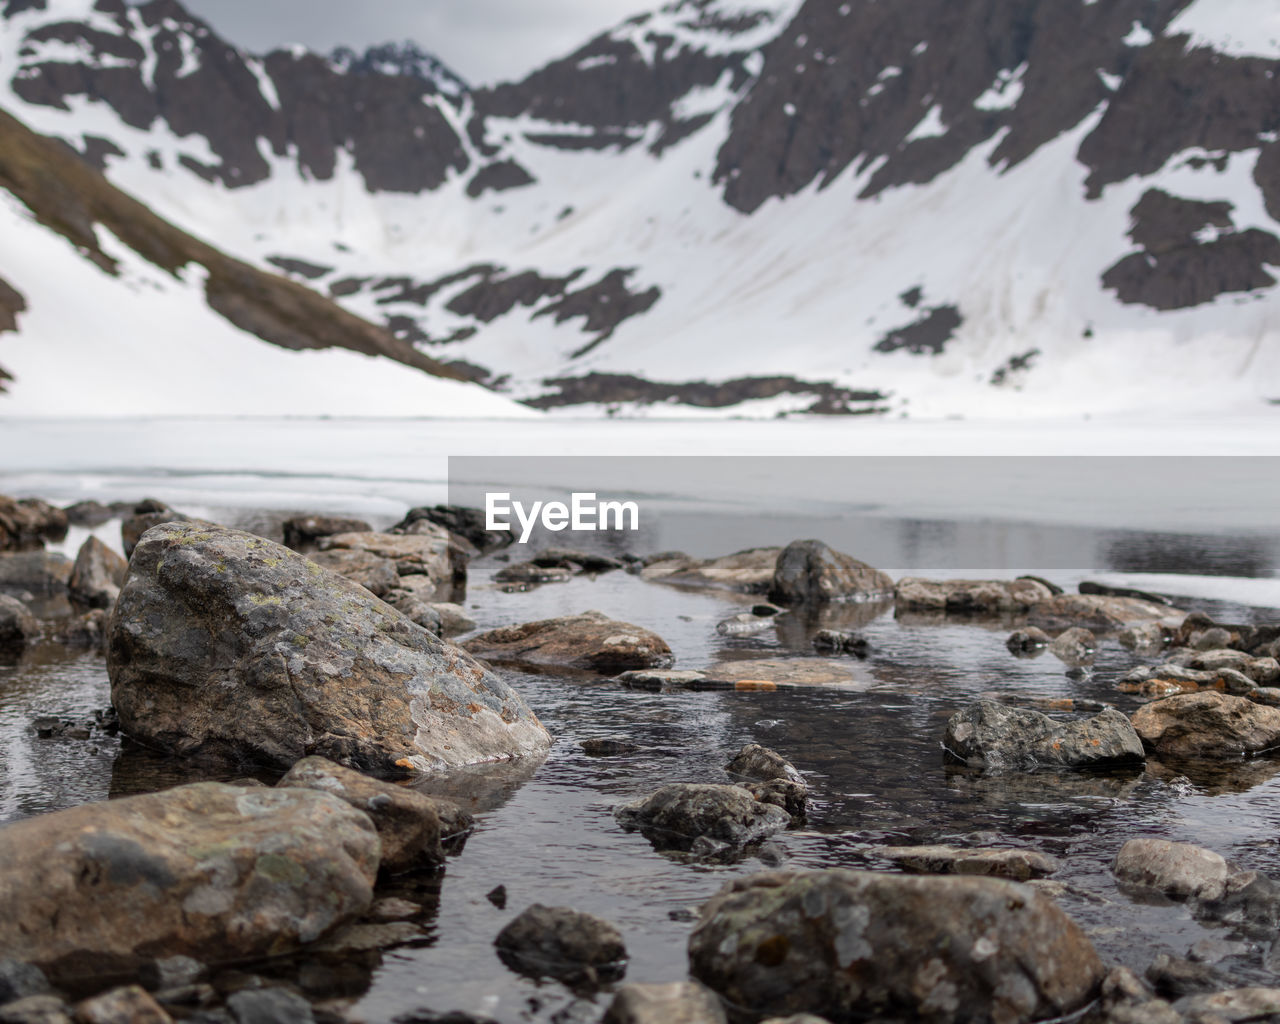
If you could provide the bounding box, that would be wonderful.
[494,904,627,987]
[944,700,1145,770]
[0,783,378,983]
[688,869,1105,1024]
[68,536,128,610]
[107,523,551,773]
[769,540,893,605]
[1113,839,1231,901]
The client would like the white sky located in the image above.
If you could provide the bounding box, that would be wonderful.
[172,0,652,85]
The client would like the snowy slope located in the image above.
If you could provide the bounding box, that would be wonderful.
[0,0,1278,417]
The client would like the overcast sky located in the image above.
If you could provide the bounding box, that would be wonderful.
[174,1,650,85]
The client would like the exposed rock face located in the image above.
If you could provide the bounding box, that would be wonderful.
[463,610,672,672]
[701,658,866,690]
[602,981,728,1024]
[526,374,887,414]
[726,744,807,825]
[391,505,512,552]
[0,496,66,550]
[944,700,1146,770]
[120,501,191,559]
[1113,839,1232,901]
[1049,627,1097,665]
[0,783,378,983]
[494,904,627,987]
[895,578,1053,614]
[278,756,463,872]
[107,522,552,773]
[305,548,400,597]
[614,783,790,850]
[68,535,128,609]
[769,540,893,605]
[874,845,1060,882]
[688,869,1105,1023]
[1130,692,1280,759]
[0,594,38,648]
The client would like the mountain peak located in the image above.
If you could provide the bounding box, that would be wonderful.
[329,41,468,98]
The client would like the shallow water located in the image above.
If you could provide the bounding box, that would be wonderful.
[4,424,1280,1021]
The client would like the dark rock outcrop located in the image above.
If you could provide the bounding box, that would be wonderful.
[0,495,67,551]
[614,783,790,850]
[107,522,552,773]
[769,540,894,605]
[0,594,38,648]
[494,904,627,987]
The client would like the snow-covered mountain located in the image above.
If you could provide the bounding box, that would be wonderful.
[1,0,1278,417]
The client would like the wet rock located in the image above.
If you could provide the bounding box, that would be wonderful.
[278,756,451,872]
[602,981,727,1024]
[1080,581,1176,606]
[614,783,790,850]
[0,496,68,552]
[1145,954,1222,999]
[1007,627,1051,654]
[1130,692,1280,759]
[811,629,869,656]
[493,904,627,987]
[121,502,191,559]
[108,523,552,773]
[1190,627,1233,651]
[281,515,372,551]
[737,780,807,826]
[1049,627,1097,664]
[1197,871,1280,931]
[769,540,893,606]
[944,700,1146,770]
[1188,650,1280,685]
[1029,594,1180,633]
[1118,664,1256,698]
[1113,839,1231,901]
[68,536,128,610]
[725,744,804,786]
[0,996,73,1024]
[139,956,204,990]
[369,897,423,922]
[688,869,1105,1024]
[463,611,672,673]
[581,737,640,756]
[225,988,314,1024]
[716,612,777,637]
[1119,622,1173,655]
[319,528,453,586]
[75,986,171,1024]
[63,501,129,528]
[427,602,476,637]
[699,658,865,690]
[492,561,572,587]
[0,552,72,596]
[486,885,507,909]
[0,783,378,983]
[1173,988,1280,1023]
[532,548,623,573]
[0,595,38,648]
[616,669,707,691]
[392,505,512,552]
[0,959,50,1003]
[641,548,779,593]
[895,577,1053,614]
[310,920,424,954]
[874,845,1060,881]
[306,548,400,597]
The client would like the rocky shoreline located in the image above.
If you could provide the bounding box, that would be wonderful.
[2,494,1280,1023]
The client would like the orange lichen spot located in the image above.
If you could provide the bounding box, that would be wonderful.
[395,758,416,769]
[1046,699,1074,711]
[735,680,778,691]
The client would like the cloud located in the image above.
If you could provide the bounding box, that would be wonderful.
[172,0,647,84]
